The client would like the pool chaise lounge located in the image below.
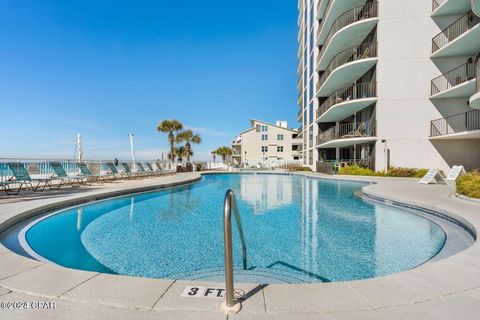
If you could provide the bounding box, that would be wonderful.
[155,161,175,175]
[145,162,162,176]
[78,162,119,183]
[135,162,153,178]
[0,180,22,195]
[49,161,85,186]
[120,162,143,179]
[106,162,128,180]
[7,162,59,192]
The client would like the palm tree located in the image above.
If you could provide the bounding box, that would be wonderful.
[174,146,186,163]
[157,119,183,163]
[176,129,201,162]
[214,146,232,163]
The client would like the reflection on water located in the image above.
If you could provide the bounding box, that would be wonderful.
[129,197,134,222]
[239,174,294,214]
[159,186,202,222]
[25,174,446,283]
[77,208,83,231]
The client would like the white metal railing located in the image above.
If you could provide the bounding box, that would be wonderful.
[0,158,178,184]
[476,53,480,93]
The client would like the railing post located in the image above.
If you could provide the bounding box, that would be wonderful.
[221,189,243,314]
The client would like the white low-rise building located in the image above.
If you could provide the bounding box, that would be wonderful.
[232,120,302,168]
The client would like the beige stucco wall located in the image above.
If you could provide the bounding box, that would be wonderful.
[235,120,301,167]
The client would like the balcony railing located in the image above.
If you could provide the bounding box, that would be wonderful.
[316,121,376,145]
[432,11,480,53]
[317,42,377,93]
[316,82,377,120]
[430,109,480,137]
[317,0,333,31]
[317,2,378,67]
[431,60,476,95]
[476,54,480,93]
[432,0,447,12]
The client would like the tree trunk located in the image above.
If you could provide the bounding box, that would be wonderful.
[169,132,175,163]
[185,142,191,162]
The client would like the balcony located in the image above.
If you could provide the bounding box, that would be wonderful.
[316,82,377,123]
[432,0,471,16]
[317,2,378,71]
[317,0,368,45]
[430,109,480,139]
[297,108,303,121]
[432,11,480,57]
[474,0,480,17]
[297,91,303,108]
[292,137,303,145]
[470,54,480,108]
[317,0,330,20]
[317,121,376,148]
[317,42,377,97]
[430,60,476,99]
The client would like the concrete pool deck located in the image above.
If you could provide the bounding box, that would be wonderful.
[0,171,479,319]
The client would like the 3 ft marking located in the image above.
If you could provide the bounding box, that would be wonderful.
[181,286,226,299]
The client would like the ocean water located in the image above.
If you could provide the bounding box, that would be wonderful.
[24,173,445,283]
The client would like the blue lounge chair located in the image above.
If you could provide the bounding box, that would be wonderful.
[120,163,139,179]
[135,162,151,177]
[106,162,125,180]
[145,163,162,176]
[7,162,57,192]
[49,162,84,186]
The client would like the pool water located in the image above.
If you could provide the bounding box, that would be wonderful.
[23,174,446,283]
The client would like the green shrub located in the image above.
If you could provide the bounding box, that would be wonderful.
[456,171,480,199]
[339,165,378,176]
[385,167,428,178]
[339,165,428,177]
[413,169,429,178]
[283,164,312,172]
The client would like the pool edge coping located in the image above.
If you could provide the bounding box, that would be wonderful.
[0,171,480,316]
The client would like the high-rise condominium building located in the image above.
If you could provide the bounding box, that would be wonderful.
[297,0,480,173]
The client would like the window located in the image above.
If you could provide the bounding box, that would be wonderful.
[261,134,268,141]
[261,146,268,152]
[261,125,268,132]
[277,134,284,141]
[255,125,260,132]
[277,146,284,152]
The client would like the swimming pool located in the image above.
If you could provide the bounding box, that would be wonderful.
[19,173,446,283]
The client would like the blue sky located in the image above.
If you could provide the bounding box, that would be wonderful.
[0,0,298,161]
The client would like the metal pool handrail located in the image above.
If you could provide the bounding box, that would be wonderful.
[221,189,247,314]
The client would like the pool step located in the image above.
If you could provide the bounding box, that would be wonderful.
[172,266,317,284]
